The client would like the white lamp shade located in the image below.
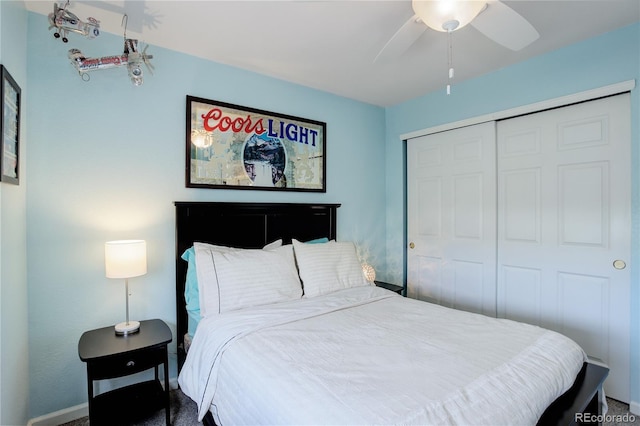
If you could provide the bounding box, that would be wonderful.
[412,0,486,32]
[105,240,147,279]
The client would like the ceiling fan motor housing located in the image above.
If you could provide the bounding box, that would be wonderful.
[412,0,486,32]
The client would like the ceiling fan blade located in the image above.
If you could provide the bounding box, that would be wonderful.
[374,14,427,63]
[470,1,539,51]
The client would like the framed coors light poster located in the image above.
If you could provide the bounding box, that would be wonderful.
[186,95,326,192]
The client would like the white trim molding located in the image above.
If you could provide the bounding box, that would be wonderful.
[401,80,636,141]
[27,403,88,426]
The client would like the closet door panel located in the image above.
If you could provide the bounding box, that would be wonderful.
[557,272,610,363]
[558,162,609,247]
[498,265,541,325]
[410,255,443,303]
[502,168,541,243]
[416,177,442,237]
[407,122,497,316]
[496,94,631,402]
[453,173,483,239]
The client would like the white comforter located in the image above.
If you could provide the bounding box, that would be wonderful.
[179,286,585,425]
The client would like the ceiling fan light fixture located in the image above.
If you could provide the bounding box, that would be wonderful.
[412,0,486,32]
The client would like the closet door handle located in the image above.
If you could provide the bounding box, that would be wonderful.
[613,260,626,270]
[409,242,415,249]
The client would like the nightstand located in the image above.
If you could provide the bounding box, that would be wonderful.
[78,319,172,426]
[375,280,404,295]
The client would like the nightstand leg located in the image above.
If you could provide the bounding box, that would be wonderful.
[164,351,170,425]
[86,367,94,424]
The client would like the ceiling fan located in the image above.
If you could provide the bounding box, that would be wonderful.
[375,0,540,63]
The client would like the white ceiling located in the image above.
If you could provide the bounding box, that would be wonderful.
[25,0,640,107]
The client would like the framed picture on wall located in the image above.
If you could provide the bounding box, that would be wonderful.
[186,95,326,192]
[1,65,20,185]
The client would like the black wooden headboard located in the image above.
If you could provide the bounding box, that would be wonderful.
[174,201,340,369]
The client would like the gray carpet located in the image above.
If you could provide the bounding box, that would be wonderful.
[605,398,640,426]
[61,390,637,426]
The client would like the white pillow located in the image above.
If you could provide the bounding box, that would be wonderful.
[193,242,236,317]
[194,242,301,316]
[292,239,370,297]
[263,239,283,249]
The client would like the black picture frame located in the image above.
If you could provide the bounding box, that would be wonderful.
[186,95,326,192]
[1,65,20,185]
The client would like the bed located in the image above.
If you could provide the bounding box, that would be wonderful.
[174,201,608,426]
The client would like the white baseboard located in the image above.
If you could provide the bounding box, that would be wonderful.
[630,400,640,415]
[27,403,88,426]
[26,378,180,426]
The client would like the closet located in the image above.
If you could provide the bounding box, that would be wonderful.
[407,93,631,402]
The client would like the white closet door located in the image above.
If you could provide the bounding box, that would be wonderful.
[407,122,497,316]
[496,94,631,402]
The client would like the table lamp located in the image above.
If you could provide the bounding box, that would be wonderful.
[362,263,376,283]
[105,240,147,335]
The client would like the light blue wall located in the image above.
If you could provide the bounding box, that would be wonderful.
[0,1,29,425]
[25,11,386,418]
[384,22,640,408]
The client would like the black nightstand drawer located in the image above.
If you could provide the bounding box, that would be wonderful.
[89,346,166,380]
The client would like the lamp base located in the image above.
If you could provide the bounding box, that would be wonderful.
[115,320,140,336]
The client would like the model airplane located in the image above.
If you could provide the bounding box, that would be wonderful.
[68,39,154,86]
[48,1,100,43]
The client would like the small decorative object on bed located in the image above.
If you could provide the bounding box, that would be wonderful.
[1,65,20,185]
[186,96,326,192]
[105,239,147,335]
[175,202,609,426]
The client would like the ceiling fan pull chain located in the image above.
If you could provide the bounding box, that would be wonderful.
[447,28,454,95]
